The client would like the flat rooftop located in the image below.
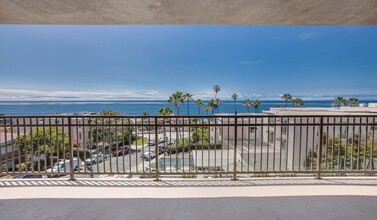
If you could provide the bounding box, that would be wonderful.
[264,107,377,116]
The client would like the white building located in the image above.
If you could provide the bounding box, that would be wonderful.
[214,107,377,172]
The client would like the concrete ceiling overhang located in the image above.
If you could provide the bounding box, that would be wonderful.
[1,0,377,25]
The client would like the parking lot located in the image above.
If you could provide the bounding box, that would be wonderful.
[87,132,181,174]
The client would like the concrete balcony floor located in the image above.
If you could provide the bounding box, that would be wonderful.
[1,177,377,219]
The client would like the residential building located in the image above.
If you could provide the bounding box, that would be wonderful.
[214,106,377,171]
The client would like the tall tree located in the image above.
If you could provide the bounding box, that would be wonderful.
[191,127,210,144]
[91,110,132,147]
[231,93,238,114]
[242,99,253,113]
[349,97,359,107]
[204,104,212,115]
[292,98,304,107]
[211,98,222,114]
[213,85,221,99]
[157,107,174,116]
[332,97,347,108]
[168,91,184,115]
[195,99,204,115]
[15,127,69,159]
[252,100,261,113]
[281,93,292,108]
[183,93,193,115]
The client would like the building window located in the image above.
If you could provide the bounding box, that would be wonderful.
[79,132,82,140]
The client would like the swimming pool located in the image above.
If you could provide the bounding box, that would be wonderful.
[159,157,193,170]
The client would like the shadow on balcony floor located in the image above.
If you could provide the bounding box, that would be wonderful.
[1,196,377,220]
[1,177,377,188]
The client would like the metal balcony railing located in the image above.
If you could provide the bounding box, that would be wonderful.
[1,115,376,180]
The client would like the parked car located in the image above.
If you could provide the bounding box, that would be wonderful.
[88,154,103,164]
[158,145,165,154]
[104,153,113,159]
[117,146,130,156]
[46,157,82,176]
[148,140,156,146]
[32,153,46,162]
[158,137,165,144]
[141,151,156,161]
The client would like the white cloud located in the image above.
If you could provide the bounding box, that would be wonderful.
[1,88,376,101]
[0,88,168,100]
[192,91,262,100]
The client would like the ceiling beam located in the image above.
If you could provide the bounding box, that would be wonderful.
[1,0,377,25]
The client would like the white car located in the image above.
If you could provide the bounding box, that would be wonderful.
[87,154,103,164]
[47,158,82,176]
[148,140,156,146]
[141,151,156,161]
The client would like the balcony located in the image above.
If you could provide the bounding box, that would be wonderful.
[1,114,376,180]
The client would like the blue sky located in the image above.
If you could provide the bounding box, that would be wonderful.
[0,25,376,100]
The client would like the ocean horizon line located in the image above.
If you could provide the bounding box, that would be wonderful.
[1,98,377,103]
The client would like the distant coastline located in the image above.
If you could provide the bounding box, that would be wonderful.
[1,100,376,116]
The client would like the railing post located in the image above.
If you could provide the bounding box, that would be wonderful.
[232,115,238,180]
[154,116,160,181]
[68,117,75,181]
[316,117,323,179]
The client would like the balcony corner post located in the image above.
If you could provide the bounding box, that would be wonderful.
[154,116,161,181]
[68,117,76,181]
[316,117,323,179]
[232,115,238,181]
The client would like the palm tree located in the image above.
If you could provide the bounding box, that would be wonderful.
[343,99,349,106]
[195,99,203,115]
[168,91,184,115]
[332,97,346,108]
[204,104,212,115]
[213,85,221,99]
[242,99,253,113]
[349,97,359,107]
[231,93,238,114]
[142,111,149,116]
[157,107,174,116]
[292,98,304,107]
[211,98,222,114]
[252,100,261,113]
[183,93,193,115]
[209,99,215,115]
[281,93,292,108]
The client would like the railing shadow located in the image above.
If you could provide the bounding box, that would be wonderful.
[1,177,377,188]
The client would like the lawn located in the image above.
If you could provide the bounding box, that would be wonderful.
[132,137,149,145]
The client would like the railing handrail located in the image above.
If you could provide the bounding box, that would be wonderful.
[1,114,376,180]
[1,114,377,119]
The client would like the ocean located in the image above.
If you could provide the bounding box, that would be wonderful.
[0,100,375,116]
